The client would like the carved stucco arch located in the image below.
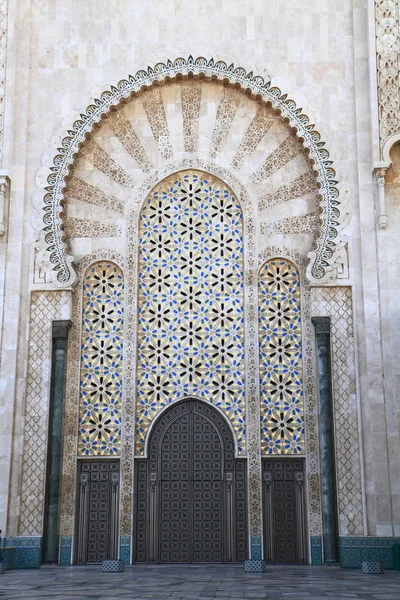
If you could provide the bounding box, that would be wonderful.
[35,56,341,287]
[382,133,400,165]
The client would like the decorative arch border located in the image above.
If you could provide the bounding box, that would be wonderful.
[40,56,340,287]
[382,132,400,165]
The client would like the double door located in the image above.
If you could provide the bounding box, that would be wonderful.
[135,399,247,563]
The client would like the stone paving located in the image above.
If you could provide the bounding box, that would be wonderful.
[0,564,399,600]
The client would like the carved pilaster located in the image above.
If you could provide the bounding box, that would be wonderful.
[0,174,10,235]
[0,2,8,165]
[373,166,388,229]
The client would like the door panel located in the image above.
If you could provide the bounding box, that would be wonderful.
[158,410,224,563]
[262,458,307,564]
[191,411,223,563]
[159,412,191,563]
[135,399,247,563]
[76,460,119,564]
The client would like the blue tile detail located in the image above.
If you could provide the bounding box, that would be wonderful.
[340,537,400,569]
[310,535,323,566]
[119,536,131,564]
[244,559,266,572]
[250,535,262,560]
[3,537,42,569]
[59,536,72,566]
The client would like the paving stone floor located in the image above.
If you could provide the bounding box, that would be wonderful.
[0,564,399,600]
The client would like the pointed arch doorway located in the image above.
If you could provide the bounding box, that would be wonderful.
[134,399,247,563]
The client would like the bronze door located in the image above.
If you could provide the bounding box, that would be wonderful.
[262,458,307,564]
[135,399,247,563]
[75,460,120,564]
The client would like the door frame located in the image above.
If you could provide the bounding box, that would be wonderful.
[134,398,248,563]
[262,457,308,564]
[74,458,120,564]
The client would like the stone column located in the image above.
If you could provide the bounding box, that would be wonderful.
[373,167,388,229]
[312,317,339,565]
[42,320,71,563]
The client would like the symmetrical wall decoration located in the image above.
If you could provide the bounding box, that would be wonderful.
[375,0,400,148]
[311,287,363,535]
[19,292,71,536]
[136,170,245,455]
[258,259,304,455]
[36,57,341,287]
[78,262,124,456]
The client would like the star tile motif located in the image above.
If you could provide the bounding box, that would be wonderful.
[259,259,304,454]
[78,262,124,456]
[136,170,245,454]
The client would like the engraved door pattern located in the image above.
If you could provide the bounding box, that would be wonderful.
[159,410,224,562]
[76,460,120,564]
[135,399,247,563]
[263,459,307,564]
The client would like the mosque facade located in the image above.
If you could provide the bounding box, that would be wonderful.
[0,0,399,570]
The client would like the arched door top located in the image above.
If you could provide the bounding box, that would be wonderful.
[147,398,236,470]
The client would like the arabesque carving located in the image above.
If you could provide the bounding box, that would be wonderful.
[376,0,400,149]
[36,57,341,287]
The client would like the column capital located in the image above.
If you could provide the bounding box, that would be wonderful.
[0,172,10,235]
[311,316,331,335]
[52,320,72,339]
[373,166,388,185]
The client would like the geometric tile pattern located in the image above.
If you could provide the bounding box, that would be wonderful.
[340,536,400,570]
[2,537,42,569]
[19,292,71,536]
[78,262,124,456]
[136,170,245,455]
[310,536,323,566]
[119,536,131,564]
[60,536,72,566]
[258,259,304,454]
[311,287,363,535]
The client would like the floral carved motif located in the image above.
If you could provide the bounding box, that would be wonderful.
[376,0,400,148]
